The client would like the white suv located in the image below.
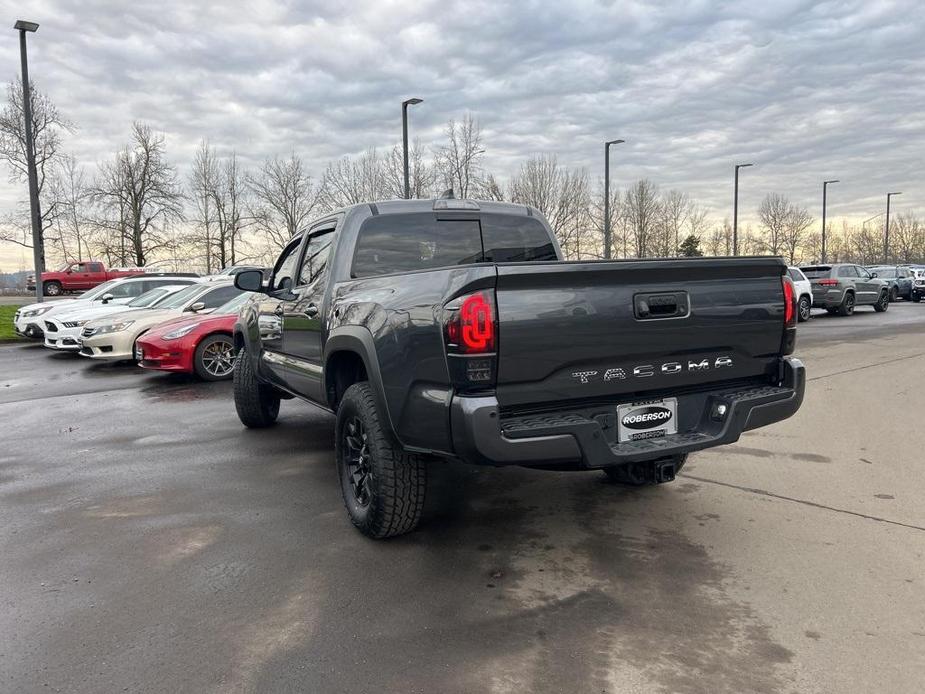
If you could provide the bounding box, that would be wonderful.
[787,267,813,322]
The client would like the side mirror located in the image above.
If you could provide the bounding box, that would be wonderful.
[101,293,114,304]
[188,301,206,312]
[870,272,878,278]
[234,269,265,293]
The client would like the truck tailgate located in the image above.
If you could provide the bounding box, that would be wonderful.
[494,257,787,408]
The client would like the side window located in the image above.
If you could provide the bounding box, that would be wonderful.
[787,269,800,281]
[272,236,304,292]
[837,266,857,278]
[107,282,140,298]
[298,231,335,286]
[74,262,88,272]
[200,286,242,309]
[857,266,871,279]
[88,263,104,273]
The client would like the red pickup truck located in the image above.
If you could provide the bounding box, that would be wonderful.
[27,261,145,296]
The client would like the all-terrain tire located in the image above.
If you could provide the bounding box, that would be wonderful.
[836,292,855,316]
[335,382,426,538]
[233,346,280,428]
[603,455,687,486]
[874,289,889,312]
[44,281,62,297]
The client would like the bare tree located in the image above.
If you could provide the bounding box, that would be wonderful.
[655,189,690,256]
[509,154,592,259]
[384,139,434,199]
[435,113,484,198]
[623,179,660,258]
[0,78,73,249]
[95,122,184,266]
[211,153,248,268]
[48,155,92,262]
[320,148,389,209]
[890,212,922,263]
[757,192,790,257]
[782,204,814,263]
[189,139,220,273]
[248,154,322,255]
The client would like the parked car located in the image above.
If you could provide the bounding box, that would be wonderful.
[78,280,244,361]
[910,267,925,302]
[135,292,254,380]
[231,197,804,538]
[800,264,890,316]
[13,274,199,339]
[865,265,913,301]
[43,284,192,351]
[788,267,813,322]
[27,261,148,296]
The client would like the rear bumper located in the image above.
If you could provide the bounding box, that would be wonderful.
[450,357,805,468]
[811,288,845,307]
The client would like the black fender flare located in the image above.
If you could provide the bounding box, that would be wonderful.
[324,326,399,443]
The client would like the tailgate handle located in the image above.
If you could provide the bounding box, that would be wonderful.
[634,292,689,320]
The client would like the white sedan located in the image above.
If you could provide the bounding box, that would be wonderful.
[43,285,189,351]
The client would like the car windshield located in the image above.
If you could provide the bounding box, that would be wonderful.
[83,280,119,300]
[213,292,254,314]
[126,287,177,308]
[153,284,205,309]
[801,266,832,279]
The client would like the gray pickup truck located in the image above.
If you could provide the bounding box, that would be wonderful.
[233,197,805,538]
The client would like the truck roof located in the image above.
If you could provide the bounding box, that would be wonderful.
[327,197,537,219]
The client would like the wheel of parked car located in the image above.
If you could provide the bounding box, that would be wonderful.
[797,296,811,322]
[335,382,426,538]
[43,281,62,297]
[603,455,687,486]
[194,334,237,381]
[914,293,922,303]
[233,346,281,428]
[889,286,899,302]
[874,290,889,313]
[837,292,855,316]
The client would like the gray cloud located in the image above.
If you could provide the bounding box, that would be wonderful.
[1,0,922,264]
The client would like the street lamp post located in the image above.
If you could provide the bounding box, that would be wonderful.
[732,163,753,256]
[603,139,624,259]
[821,179,839,264]
[885,192,902,263]
[15,20,44,303]
[401,98,423,199]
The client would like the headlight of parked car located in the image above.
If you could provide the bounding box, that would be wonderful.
[95,320,135,334]
[62,319,89,328]
[161,324,197,340]
[22,306,53,318]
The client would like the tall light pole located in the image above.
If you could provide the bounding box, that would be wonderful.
[603,139,624,259]
[15,20,44,303]
[732,163,753,256]
[885,192,902,262]
[821,179,839,264]
[402,98,423,199]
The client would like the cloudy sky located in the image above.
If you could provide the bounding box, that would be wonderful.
[1,0,922,268]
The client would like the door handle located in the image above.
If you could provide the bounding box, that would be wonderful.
[274,304,284,317]
[304,304,319,318]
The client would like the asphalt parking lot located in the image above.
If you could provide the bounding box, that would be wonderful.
[2,303,924,694]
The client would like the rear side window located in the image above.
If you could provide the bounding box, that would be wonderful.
[353,215,482,278]
[88,263,104,273]
[351,213,557,278]
[200,286,242,309]
[837,266,858,278]
[787,269,805,282]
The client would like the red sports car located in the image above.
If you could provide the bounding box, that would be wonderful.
[135,293,252,380]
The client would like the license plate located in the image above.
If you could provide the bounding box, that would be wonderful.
[616,398,678,442]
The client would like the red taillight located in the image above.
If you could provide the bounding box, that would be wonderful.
[817,279,838,286]
[446,290,496,354]
[783,275,796,327]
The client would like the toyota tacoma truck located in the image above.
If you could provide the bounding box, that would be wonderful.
[27,261,146,296]
[232,197,805,538]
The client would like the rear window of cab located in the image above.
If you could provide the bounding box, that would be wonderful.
[351,213,557,278]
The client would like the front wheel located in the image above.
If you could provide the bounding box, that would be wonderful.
[889,286,898,302]
[874,290,889,312]
[336,382,426,538]
[195,334,237,381]
[797,296,811,322]
[913,293,922,303]
[233,346,280,427]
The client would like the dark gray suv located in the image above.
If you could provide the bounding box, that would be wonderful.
[801,264,890,316]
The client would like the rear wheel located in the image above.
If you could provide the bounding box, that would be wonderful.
[836,292,855,316]
[914,293,922,303]
[797,296,811,322]
[889,286,898,302]
[603,455,687,486]
[233,346,280,427]
[336,382,426,538]
[194,334,237,381]
[874,290,889,312]
[43,281,62,297]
